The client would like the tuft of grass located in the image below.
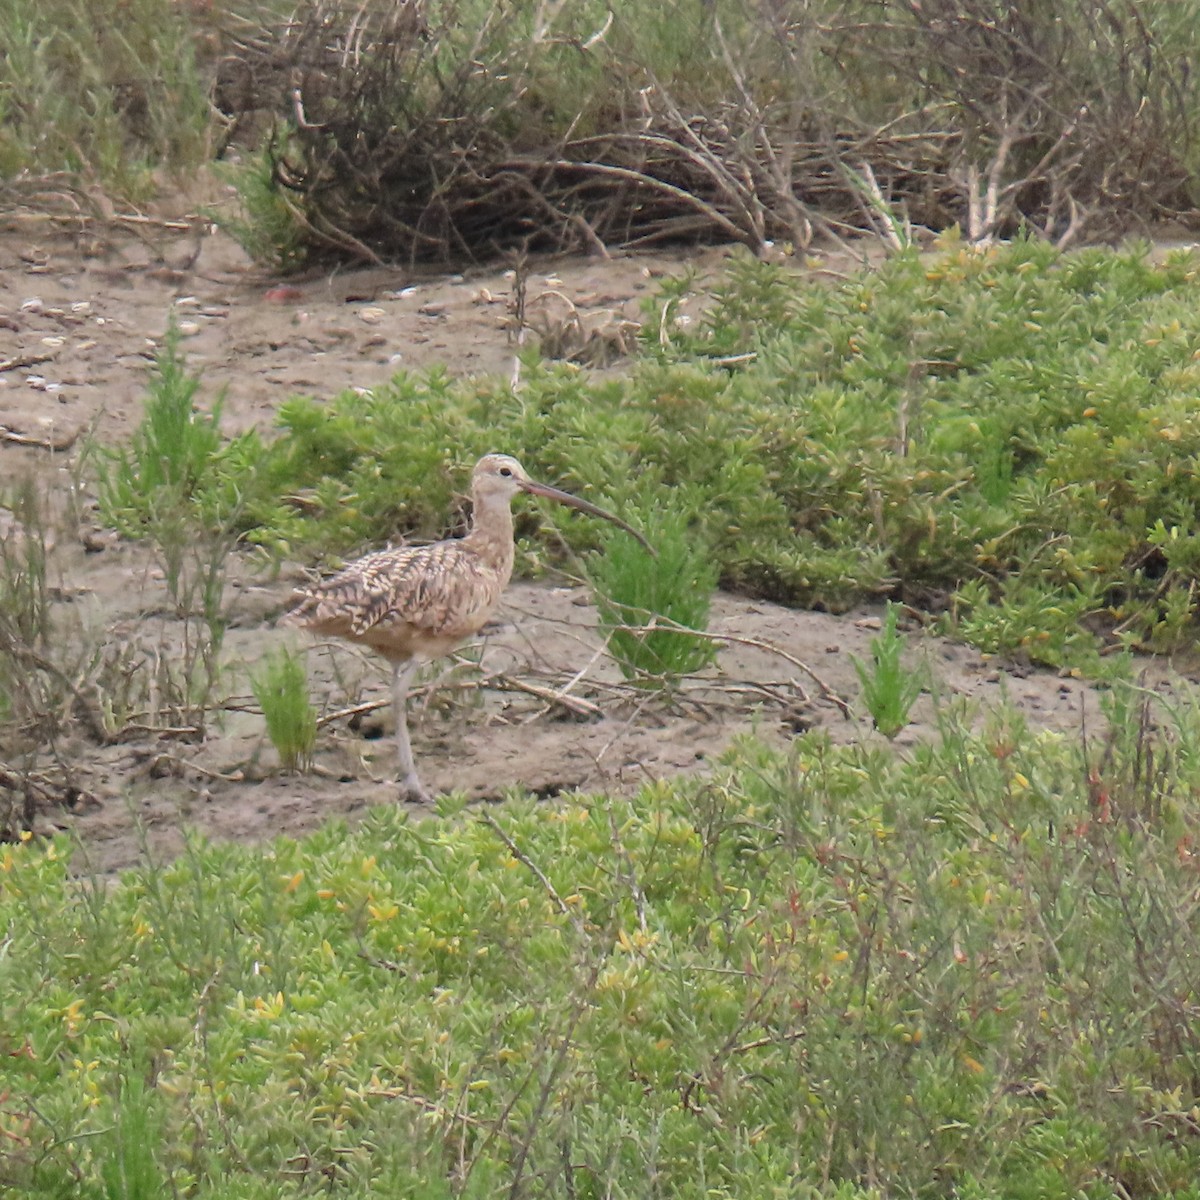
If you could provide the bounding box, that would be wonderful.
[0,475,51,653]
[251,648,318,773]
[98,1074,165,1200]
[0,474,77,759]
[98,319,228,533]
[851,602,925,737]
[588,499,718,684]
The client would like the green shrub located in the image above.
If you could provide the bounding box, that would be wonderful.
[216,150,307,273]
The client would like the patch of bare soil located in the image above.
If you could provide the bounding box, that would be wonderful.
[0,217,1181,875]
[0,211,743,446]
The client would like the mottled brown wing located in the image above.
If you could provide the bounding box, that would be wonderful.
[290,541,503,641]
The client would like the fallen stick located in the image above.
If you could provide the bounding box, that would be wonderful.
[0,763,98,810]
[0,425,81,452]
[0,352,54,374]
[494,673,601,717]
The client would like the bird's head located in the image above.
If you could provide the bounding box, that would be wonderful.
[470,453,656,555]
[472,453,532,501]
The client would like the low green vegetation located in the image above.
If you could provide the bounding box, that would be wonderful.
[11,14,1200,1194]
[851,603,926,738]
[217,150,308,274]
[4,691,1200,1196]
[0,0,210,194]
[168,237,1200,675]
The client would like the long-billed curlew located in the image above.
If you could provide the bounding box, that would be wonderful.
[285,453,651,800]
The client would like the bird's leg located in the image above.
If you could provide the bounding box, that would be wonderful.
[391,660,431,802]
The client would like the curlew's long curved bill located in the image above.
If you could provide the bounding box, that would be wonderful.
[521,479,656,556]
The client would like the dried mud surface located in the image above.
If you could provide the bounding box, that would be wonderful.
[0,216,1182,874]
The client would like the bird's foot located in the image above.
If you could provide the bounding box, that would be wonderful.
[398,772,433,804]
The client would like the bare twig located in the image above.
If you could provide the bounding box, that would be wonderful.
[367,1089,508,1136]
[216,0,1196,264]
[596,610,852,718]
[0,640,113,744]
[480,812,580,927]
[149,755,245,784]
[0,353,55,375]
[0,425,81,452]
[315,696,391,729]
[497,675,600,718]
[313,665,600,730]
[604,802,648,932]
[0,763,97,815]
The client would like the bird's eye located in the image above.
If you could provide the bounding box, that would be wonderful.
[499,466,513,477]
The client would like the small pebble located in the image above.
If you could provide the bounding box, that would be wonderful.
[264,285,304,303]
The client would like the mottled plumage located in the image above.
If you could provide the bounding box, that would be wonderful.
[288,541,510,660]
[284,453,650,800]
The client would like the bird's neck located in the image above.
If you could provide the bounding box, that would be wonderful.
[463,490,516,575]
